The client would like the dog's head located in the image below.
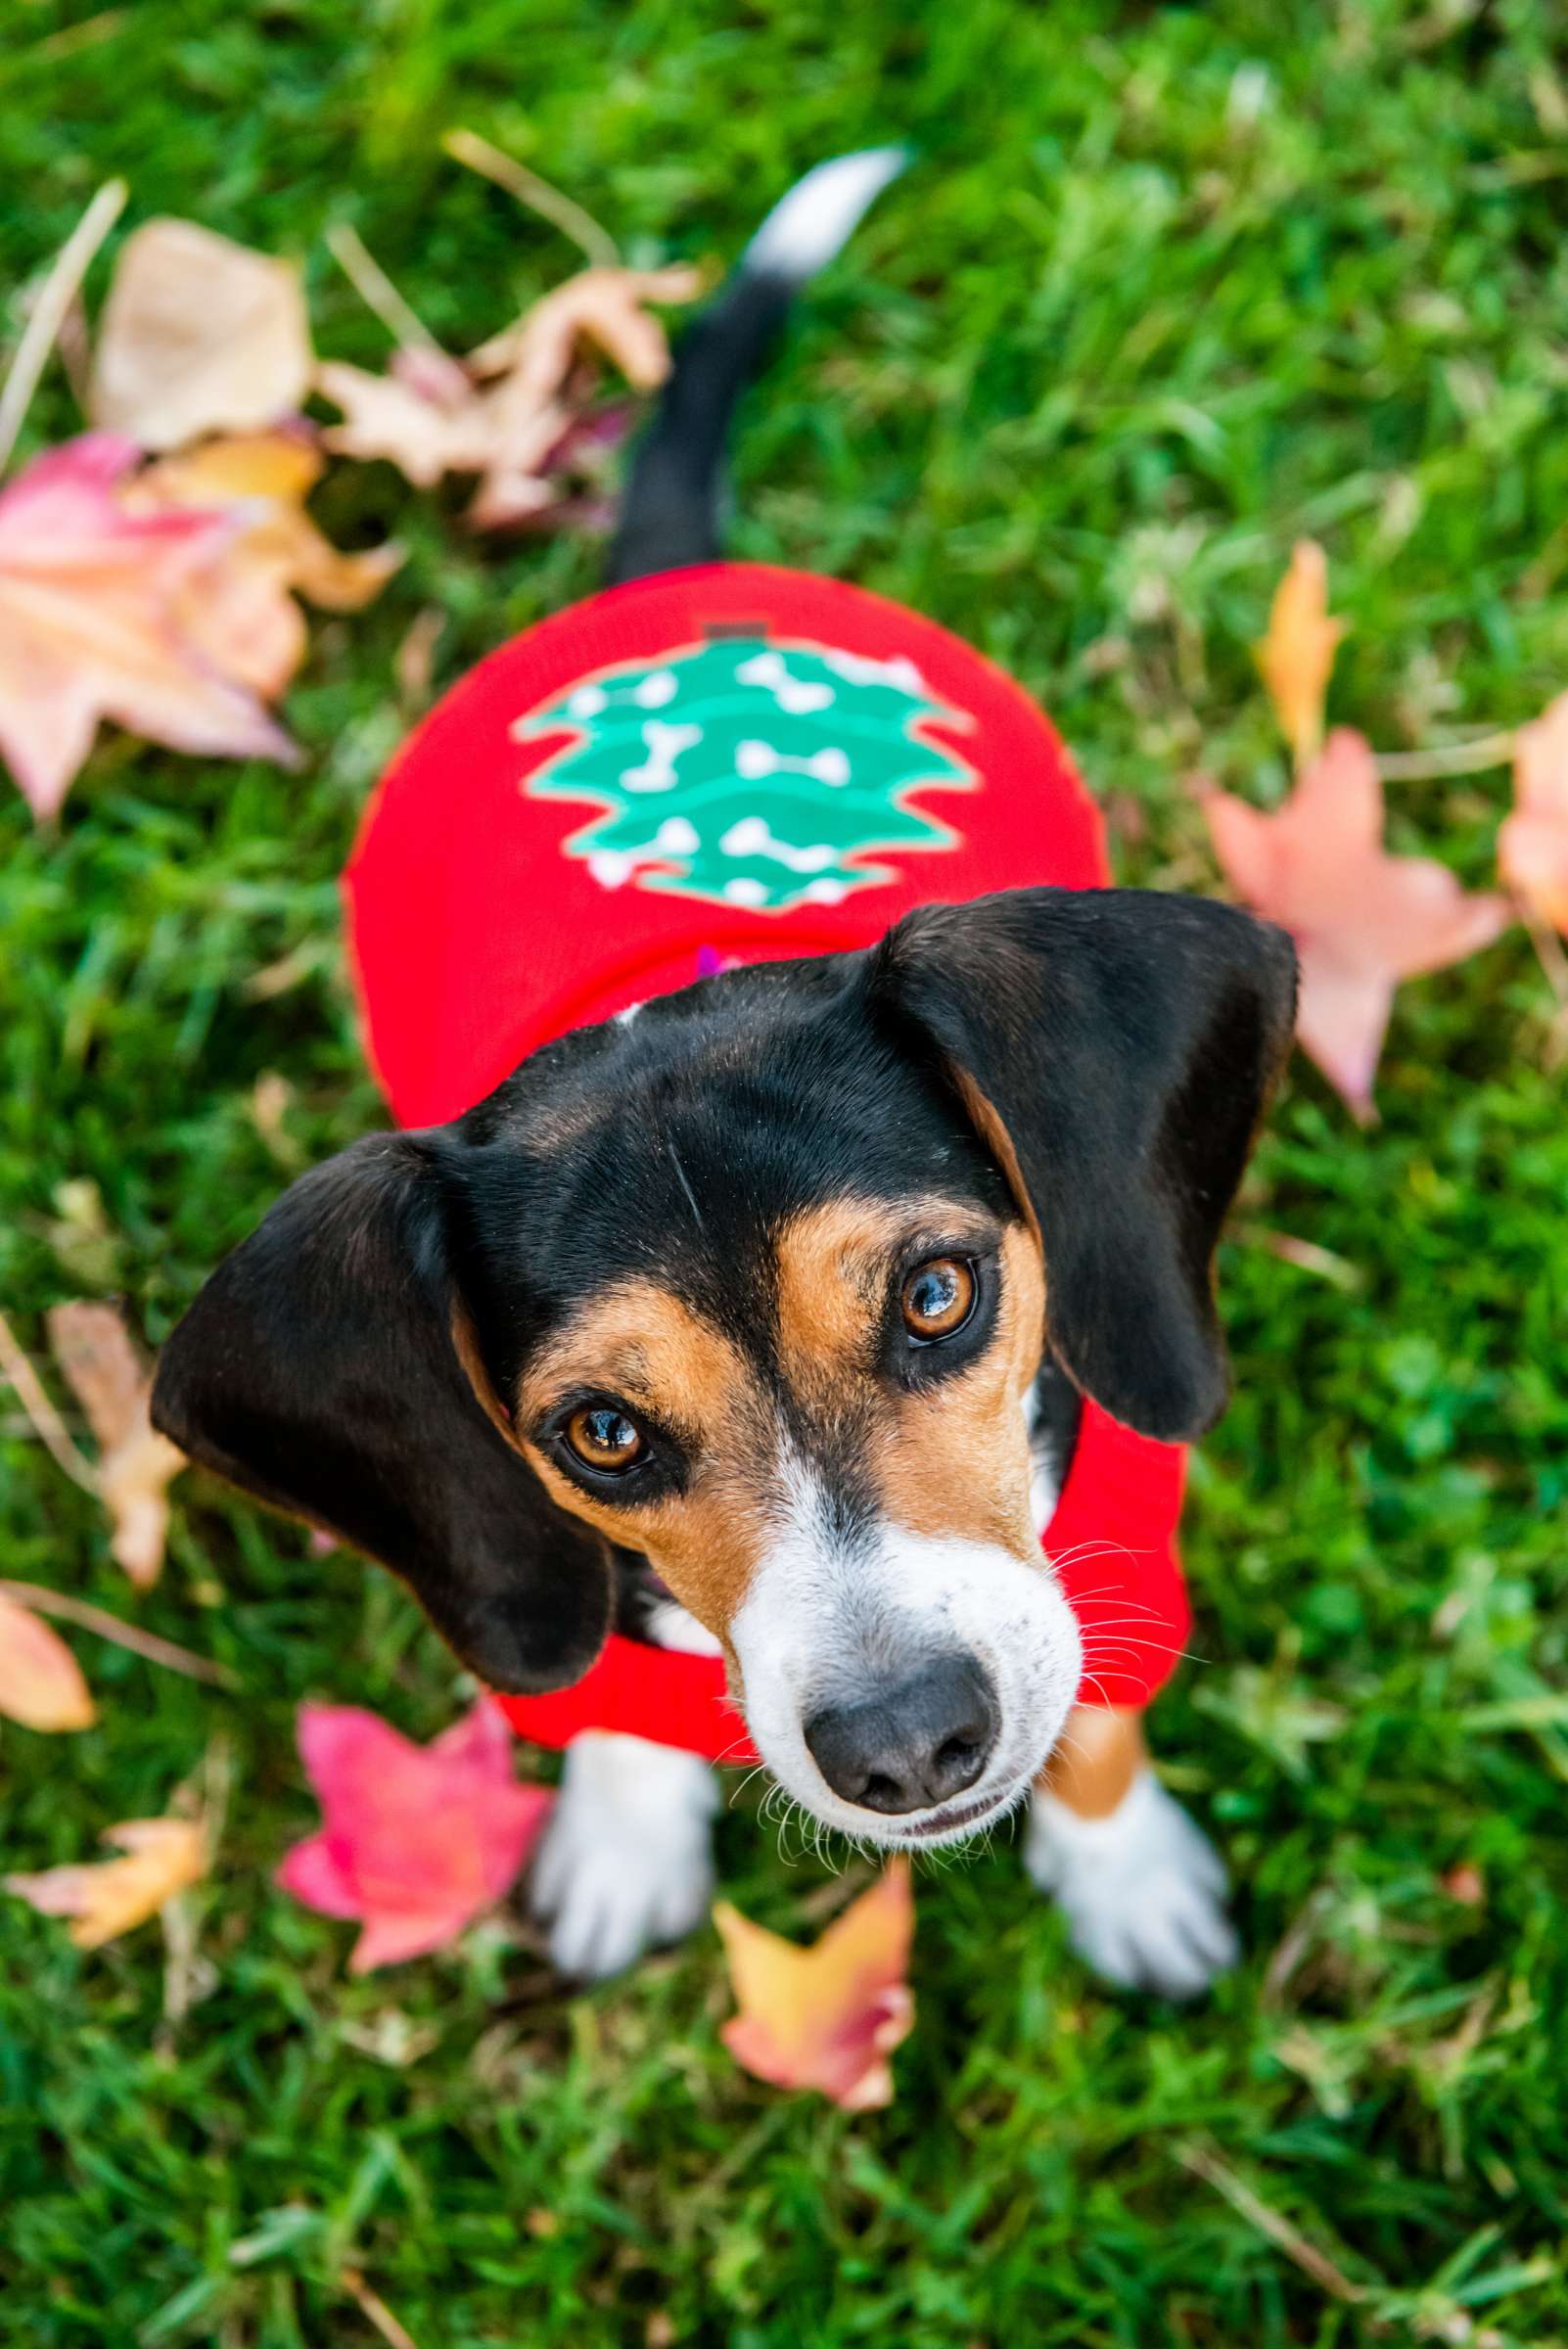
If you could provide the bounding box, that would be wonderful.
[154,888,1294,1845]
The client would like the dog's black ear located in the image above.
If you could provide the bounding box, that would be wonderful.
[870,888,1297,1442]
[151,1132,613,1693]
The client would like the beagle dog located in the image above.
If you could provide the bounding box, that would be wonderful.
[153,154,1296,1997]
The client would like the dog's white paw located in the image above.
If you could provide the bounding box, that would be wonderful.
[1024,1769,1238,2000]
[530,1731,717,1980]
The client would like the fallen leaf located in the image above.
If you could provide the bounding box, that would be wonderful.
[467,262,704,396]
[1256,540,1347,768]
[1205,728,1509,1119]
[1499,688,1568,932]
[0,1591,96,1731]
[276,1702,552,1971]
[90,217,312,451]
[316,351,496,487]
[127,431,401,696]
[47,1300,186,1587]
[1441,1862,1486,1908]
[0,434,296,821]
[318,263,696,528]
[469,401,632,535]
[714,1861,914,2110]
[5,1816,207,1947]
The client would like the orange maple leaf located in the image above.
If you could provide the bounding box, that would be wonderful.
[0,1591,95,1732]
[714,1862,915,2110]
[1206,729,1509,1120]
[1255,540,1348,769]
[0,434,296,821]
[1499,688,1568,934]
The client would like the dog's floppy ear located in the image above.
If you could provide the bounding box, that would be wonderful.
[870,888,1297,1442]
[151,1132,613,1693]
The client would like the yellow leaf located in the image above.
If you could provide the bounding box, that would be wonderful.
[47,1301,186,1587]
[90,218,313,451]
[5,1816,207,1948]
[0,1592,95,1731]
[127,432,402,698]
[1255,540,1347,769]
[714,1861,914,2110]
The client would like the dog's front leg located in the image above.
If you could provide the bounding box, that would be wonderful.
[530,1731,717,1979]
[1024,1706,1238,1999]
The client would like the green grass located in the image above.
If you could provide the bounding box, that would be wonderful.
[4,0,1568,2341]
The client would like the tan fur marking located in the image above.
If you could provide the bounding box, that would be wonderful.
[773,1196,980,1402]
[1036,1703,1146,1818]
[946,1065,1042,1254]
[450,1302,521,1445]
[869,1221,1045,1557]
[516,1280,772,1647]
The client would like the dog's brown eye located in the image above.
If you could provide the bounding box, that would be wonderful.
[564,1404,646,1473]
[900,1257,976,1342]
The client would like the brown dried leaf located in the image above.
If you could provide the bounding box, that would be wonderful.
[467,263,705,396]
[90,218,313,451]
[47,1301,185,1587]
[318,263,699,527]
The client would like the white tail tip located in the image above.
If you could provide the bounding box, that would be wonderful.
[744,146,909,282]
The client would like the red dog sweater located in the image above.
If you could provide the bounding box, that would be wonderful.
[345,563,1189,1763]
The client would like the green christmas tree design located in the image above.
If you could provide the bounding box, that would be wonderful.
[513,634,976,913]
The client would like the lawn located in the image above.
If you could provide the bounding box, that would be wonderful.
[3,1,1568,2342]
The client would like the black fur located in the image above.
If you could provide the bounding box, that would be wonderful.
[606,269,795,584]
[870,888,1298,1441]
[152,887,1295,1692]
[149,1133,614,1694]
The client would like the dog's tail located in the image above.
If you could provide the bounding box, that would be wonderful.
[605,146,907,585]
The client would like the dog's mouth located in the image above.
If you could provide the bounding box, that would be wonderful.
[894,1788,1014,1842]
[840,1756,1042,1851]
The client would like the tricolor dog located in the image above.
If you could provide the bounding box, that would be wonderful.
[154,153,1296,1997]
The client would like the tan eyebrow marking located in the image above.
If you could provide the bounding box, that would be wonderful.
[866,1221,1046,1559]
[516,1278,744,1434]
[772,1194,996,1401]
[515,1278,773,1649]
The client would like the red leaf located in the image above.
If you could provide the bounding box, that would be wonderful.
[0,434,295,820]
[276,1702,551,1971]
[714,1862,914,2109]
[1205,728,1509,1120]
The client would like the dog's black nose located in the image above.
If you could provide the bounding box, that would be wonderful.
[804,1655,998,1814]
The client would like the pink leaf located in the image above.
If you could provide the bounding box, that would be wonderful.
[1205,728,1509,1120]
[1499,688,1568,934]
[276,1701,551,1972]
[0,433,296,820]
